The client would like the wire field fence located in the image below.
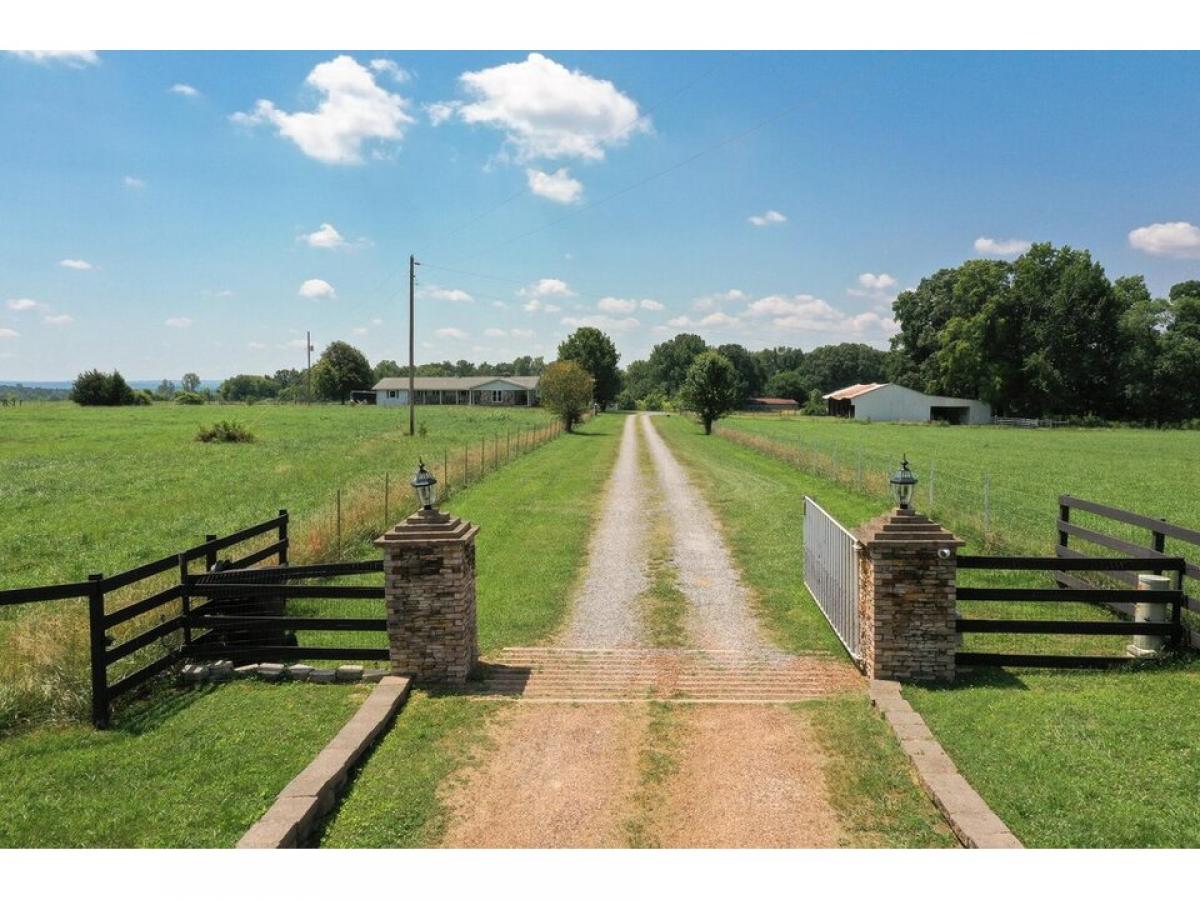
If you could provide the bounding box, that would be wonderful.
[714,421,1051,554]
[294,416,574,563]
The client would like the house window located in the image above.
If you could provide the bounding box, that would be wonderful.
[492,390,504,402]
[388,390,397,399]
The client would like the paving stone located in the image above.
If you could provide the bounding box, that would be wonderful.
[335,664,364,682]
[308,668,335,684]
[234,664,260,678]
[258,662,286,682]
[287,664,314,682]
[362,668,388,683]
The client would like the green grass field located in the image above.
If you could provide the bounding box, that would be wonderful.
[1,402,553,588]
[666,411,1200,848]
[718,413,1200,564]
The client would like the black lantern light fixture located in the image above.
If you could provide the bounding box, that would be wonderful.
[411,458,438,511]
[890,455,918,511]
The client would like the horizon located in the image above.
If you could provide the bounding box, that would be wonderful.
[3,50,1199,381]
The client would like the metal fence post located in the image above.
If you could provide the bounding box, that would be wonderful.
[87,572,109,729]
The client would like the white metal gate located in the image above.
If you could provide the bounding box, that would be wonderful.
[803,495,861,660]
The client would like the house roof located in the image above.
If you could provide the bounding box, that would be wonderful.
[822,383,888,401]
[372,375,540,392]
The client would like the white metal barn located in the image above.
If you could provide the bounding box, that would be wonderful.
[823,383,992,424]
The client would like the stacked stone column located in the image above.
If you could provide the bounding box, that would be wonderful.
[376,509,479,684]
[856,509,962,682]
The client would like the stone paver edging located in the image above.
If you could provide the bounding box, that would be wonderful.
[237,675,412,849]
[868,680,1023,849]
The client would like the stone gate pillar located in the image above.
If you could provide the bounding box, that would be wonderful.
[856,508,962,682]
[376,509,479,684]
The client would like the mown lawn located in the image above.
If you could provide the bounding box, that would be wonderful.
[668,410,1200,848]
[0,401,552,588]
[319,413,625,847]
[0,680,370,847]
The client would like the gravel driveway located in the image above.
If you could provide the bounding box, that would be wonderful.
[556,413,649,647]
[639,413,771,654]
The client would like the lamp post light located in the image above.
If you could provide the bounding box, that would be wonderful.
[411,458,438,512]
[890,455,918,511]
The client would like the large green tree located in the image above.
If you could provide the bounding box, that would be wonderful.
[679,350,739,434]
[311,341,373,403]
[799,343,889,393]
[557,327,621,407]
[716,343,766,403]
[540,360,594,431]
[647,333,708,397]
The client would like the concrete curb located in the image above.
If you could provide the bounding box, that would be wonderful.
[237,675,412,849]
[869,679,1023,849]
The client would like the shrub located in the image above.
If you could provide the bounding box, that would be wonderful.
[175,391,204,405]
[70,369,136,406]
[132,389,154,406]
[195,420,256,443]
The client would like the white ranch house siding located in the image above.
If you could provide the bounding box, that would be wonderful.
[823,383,991,424]
[373,376,540,407]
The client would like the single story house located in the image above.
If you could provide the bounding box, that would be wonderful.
[744,396,800,412]
[823,383,991,424]
[372,376,540,407]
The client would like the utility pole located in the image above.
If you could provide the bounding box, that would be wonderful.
[409,254,419,436]
[306,330,313,404]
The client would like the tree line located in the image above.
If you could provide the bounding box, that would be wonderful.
[888,243,1200,423]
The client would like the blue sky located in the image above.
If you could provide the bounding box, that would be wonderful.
[2,50,1199,380]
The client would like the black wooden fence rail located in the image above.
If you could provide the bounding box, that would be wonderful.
[1057,494,1200,647]
[0,511,290,727]
[956,554,1187,669]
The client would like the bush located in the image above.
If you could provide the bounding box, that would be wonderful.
[540,360,594,432]
[70,369,136,406]
[132,390,154,406]
[637,390,668,412]
[175,391,205,405]
[195,420,256,443]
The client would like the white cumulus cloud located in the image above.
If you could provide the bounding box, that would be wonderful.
[0,328,19,338]
[692,289,747,312]
[526,167,584,204]
[368,59,410,83]
[170,83,200,98]
[165,317,193,328]
[232,55,414,165]
[1128,221,1200,259]
[6,298,41,311]
[298,278,336,300]
[422,285,474,303]
[123,175,146,190]
[448,53,647,162]
[561,314,640,333]
[597,296,637,313]
[639,299,664,311]
[974,236,1032,256]
[856,272,897,291]
[748,209,787,227]
[7,51,98,67]
[301,223,346,249]
[43,313,74,326]
[436,327,469,340]
[520,278,573,311]
[58,258,92,270]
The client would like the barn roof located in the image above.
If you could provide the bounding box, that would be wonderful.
[822,383,888,401]
[746,397,800,407]
[372,376,539,392]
